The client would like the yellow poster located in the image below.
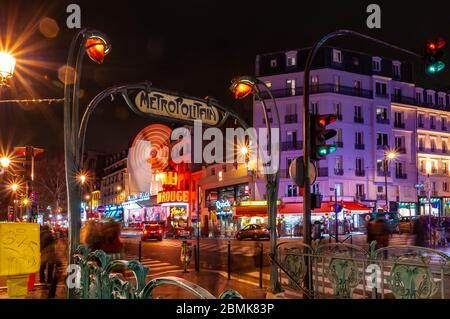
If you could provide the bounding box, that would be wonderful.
[0,223,40,276]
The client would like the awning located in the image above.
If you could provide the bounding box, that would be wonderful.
[280,201,370,214]
[235,205,269,217]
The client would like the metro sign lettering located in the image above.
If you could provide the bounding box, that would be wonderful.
[157,190,189,204]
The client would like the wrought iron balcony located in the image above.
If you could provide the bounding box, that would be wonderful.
[394,121,405,129]
[334,168,344,175]
[318,167,329,177]
[442,125,448,131]
[376,144,389,150]
[376,194,386,200]
[354,116,364,124]
[285,114,298,124]
[395,173,408,179]
[335,141,343,148]
[356,193,366,200]
[281,141,302,151]
[376,117,390,124]
[431,124,436,129]
[398,147,407,154]
[377,170,390,177]
[355,143,365,150]
[355,170,365,177]
[418,122,424,128]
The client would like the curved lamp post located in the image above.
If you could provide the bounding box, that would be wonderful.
[384,149,398,209]
[63,28,111,298]
[230,75,282,294]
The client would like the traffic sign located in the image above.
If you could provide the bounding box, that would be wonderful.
[97,205,105,213]
[289,156,316,187]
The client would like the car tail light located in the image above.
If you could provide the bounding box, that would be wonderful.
[158,229,162,234]
[144,230,148,234]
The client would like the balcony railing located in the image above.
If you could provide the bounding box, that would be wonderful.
[356,194,366,200]
[430,123,436,129]
[375,92,389,98]
[285,114,298,124]
[281,141,302,151]
[376,117,390,124]
[395,173,408,179]
[355,143,365,150]
[354,116,364,124]
[442,125,448,131]
[376,144,389,150]
[394,122,406,129]
[376,194,386,200]
[377,170,390,177]
[398,147,406,154]
[334,168,344,175]
[318,167,328,177]
[355,169,365,177]
[335,141,343,148]
[418,122,424,128]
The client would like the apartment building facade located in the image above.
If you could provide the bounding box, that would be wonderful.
[253,46,450,230]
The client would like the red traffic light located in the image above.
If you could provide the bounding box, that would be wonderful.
[317,114,337,127]
[426,38,446,54]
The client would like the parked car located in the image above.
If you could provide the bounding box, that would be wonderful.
[174,227,191,239]
[236,224,269,240]
[141,223,163,241]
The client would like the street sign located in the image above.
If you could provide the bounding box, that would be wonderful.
[289,156,316,187]
[97,205,105,213]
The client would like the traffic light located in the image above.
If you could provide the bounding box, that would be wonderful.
[310,114,337,161]
[424,38,446,76]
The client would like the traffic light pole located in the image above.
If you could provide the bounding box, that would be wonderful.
[302,29,423,294]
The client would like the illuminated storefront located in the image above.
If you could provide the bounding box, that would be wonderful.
[122,192,167,227]
[157,172,190,228]
[205,183,249,237]
[419,197,441,217]
[104,204,124,221]
[398,202,417,217]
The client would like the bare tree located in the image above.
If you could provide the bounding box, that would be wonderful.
[34,156,67,215]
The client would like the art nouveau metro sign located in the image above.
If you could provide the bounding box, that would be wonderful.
[134,89,222,126]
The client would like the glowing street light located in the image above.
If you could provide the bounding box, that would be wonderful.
[22,198,30,206]
[0,52,16,85]
[116,186,122,191]
[85,35,111,64]
[386,150,397,161]
[383,149,398,209]
[0,156,11,168]
[78,173,87,184]
[229,76,256,100]
[10,183,19,192]
[240,145,249,156]
[85,194,90,200]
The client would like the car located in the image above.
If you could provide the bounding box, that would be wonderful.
[141,223,163,241]
[235,224,269,240]
[174,227,191,239]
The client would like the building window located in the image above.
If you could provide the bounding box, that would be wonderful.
[377,159,384,172]
[311,102,319,114]
[286,79,296,96]
[354,80,362,92]
[442,140,448,153]
[211,168,215,176]
[352,57,360,66]
[430,138,437,152]
[376,133,389,148]
[270,59,277,68]
[355,131,364,147]
[443,161,449,175]
[376,107,388,121]
[418,137,425,151]
[334,75,341,92]
[377,186,384,193]
[416,92,423,104]
[430,115,436,129]
[356,184,365,197]
[443,182,449,192]
[372,57,381,72]
[332,49,342,63]
[441,117,447,131]
[287,56,296,67]
[336,129,343,147]
[335,183,343,196]
[311,75,319,91]
[427,93,434,105]
[354,105,363,122]
[418,114,424,128]
[375,82,387,96]
[335,103,342,120]
[287,185,298,197]
[394,87,402,98]
[356,158,364,172]
[393,62,401,78]
[335,156,343,169]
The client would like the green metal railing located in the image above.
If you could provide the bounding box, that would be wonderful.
[273,241,450,299]
[72,245,243,299]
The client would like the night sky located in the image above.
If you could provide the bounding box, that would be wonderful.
[0,0,449,157]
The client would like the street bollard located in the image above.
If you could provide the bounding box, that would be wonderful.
[259,243,263,288]
[180,240,192,273]
[194,244,198,272]
[227,240,231,280]
[138,240,142,263]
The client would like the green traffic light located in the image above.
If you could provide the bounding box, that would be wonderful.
[317,145,337,156]
[426,61,445,75]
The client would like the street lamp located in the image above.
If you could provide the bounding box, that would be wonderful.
[0,156,11,168]
[230,75,282,295]
[383,149,398,209]
[63,29,111,299]
[78,173,87,185]
[0,52,16,86]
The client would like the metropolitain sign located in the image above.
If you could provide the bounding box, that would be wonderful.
[157,190,189,204]
[135,89,221,126]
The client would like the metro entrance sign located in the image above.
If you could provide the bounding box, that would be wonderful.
[134,88,222,126]
[97,205,105,213]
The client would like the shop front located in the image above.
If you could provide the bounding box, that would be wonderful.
[419,197,441,217]
[157,189,189,228]
[398,202,418,218]
[103,204,124,221]
[443,198,450,217]
[205,183,248,238]
[122,192,167,227]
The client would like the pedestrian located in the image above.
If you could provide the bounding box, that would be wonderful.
[366,218,375,245]
[40,225,60,298]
